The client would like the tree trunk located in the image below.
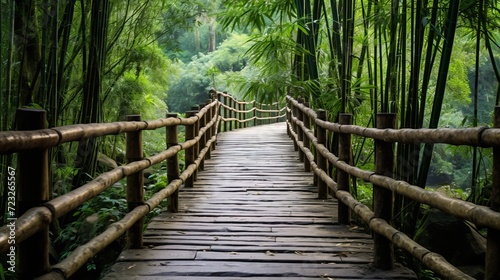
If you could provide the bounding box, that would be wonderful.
[15,0,42,106]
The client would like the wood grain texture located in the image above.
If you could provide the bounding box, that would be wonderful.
[103,123,416,279]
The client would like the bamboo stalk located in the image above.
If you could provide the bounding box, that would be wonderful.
[16,109,51,279]
[126,115,144,249]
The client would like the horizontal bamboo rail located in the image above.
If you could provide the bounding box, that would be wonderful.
[0,91,278,279]
[287,95,500,280]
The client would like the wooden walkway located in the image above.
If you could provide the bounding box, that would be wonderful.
[103,123,416,279]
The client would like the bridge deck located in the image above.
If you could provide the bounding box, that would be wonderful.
[104,123,416,279]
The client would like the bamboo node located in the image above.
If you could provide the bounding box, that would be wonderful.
[477,126,490,147]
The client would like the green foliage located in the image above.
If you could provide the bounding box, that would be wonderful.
[166,33,252,112]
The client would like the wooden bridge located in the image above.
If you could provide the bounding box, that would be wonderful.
[103,122,415,279]
[1,91,500,279]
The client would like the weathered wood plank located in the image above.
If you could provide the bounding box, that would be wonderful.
[103,123,416,279]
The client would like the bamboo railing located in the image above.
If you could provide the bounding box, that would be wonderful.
[217,91,286,131]
[287,95,500,280]
[0,91,284,280]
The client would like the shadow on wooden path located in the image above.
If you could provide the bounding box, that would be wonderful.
[104,122,416,279]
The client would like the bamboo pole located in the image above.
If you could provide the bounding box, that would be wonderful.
[205,99,213,159]
[199,103,208,170]
[292,102,299,151]
[486,106,500,279]
[16,109,50,279]
[253,101,257,127]
[297,97,305,163]
[373,113,396,269]
[316,110,328,199]
[338,113,352,225]
[191,106,201,177]
[126,115,144,249]
[223,94,228,132]
[166,113,180,213]
[303,102,311,172]
[185,111,197,188]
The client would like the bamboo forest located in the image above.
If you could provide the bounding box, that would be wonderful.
[0,0,499,279]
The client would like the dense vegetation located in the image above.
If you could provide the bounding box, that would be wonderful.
[0,0,499,278]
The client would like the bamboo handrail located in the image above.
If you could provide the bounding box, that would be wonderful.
[288,96,500,147]
[286,95,498,280]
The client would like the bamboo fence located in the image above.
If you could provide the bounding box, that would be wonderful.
[286,95,500,280]
[0,91,284,280]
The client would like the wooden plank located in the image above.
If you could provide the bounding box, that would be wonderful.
[104,261,417,279]
[103,123,416,279]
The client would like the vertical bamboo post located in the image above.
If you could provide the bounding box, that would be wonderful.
[166,113,180,213]
[291,101,299,151]
[303,102,311,172]
[228,96,233,131]
[253,100,257,127]
[199,103,207,171]
[316,110,328,199]
[238,102,243,129]
[125,115,144,249]
[338,113,352,224]
[287,96,291,137]
[223,94,228,132]
[486,106,500,279]
[258,102,262,127]
[185,110,197,187]
[191,106,200,180]
[210,99,218,151]
[16,109,50,279]
[297,97,305,163]
[240,102,244,128]
[243,102,248,128]
[205,99,213,159]
[274,102,279,123]
[373,113,396,270]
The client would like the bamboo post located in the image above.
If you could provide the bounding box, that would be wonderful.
[185,110,197,187]
[16,109,50,279]
[236,101,243,128]
[210,99,217,150]
[198,103,207,171]
[126,115,144,249]
[166,113,180,213]
[191,105,200,173]
[297,97,305,163]
[486,106,500,279]
[338,113,353,224]
[205,99,213,159]
[239,102,244,128]
[223,94,228,132]
[287,97,291,137]
[373,113,396,269]
[253,100,257,127]
[292,101,299,151]
[258,102,262,127]
[316,110,328,199]
[303,102,311,172]
[243,102,248,128]
[228,96,234,131]
[215,92,222,134]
